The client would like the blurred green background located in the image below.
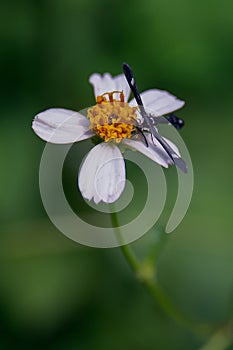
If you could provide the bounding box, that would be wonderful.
[1,0,233,349]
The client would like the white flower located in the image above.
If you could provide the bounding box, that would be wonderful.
[32,72,184,204]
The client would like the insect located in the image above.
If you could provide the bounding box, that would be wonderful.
[122,63,187,173]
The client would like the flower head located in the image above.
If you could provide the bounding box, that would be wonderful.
[32,69,185,203]
[87,90,138,143]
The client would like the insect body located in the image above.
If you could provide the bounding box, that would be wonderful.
[122,63,187,173]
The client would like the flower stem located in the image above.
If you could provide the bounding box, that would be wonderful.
[198,325,233,350]
[110,209,139,271]
[119,237,210,336]
[110,208,232,344]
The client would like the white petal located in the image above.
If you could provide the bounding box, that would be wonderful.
[122,134,181,167]
[78,142,126,204]
[89,73,131,102]
[122,138,169,168]
[32,108,94,144]
[130,89,185,116]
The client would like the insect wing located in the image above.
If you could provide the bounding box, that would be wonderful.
[149,125,187,173]
[139,110,187,173]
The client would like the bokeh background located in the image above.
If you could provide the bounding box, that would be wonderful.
[1,0,233,349]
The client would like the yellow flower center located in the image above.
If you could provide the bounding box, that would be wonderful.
[87,91,138,143]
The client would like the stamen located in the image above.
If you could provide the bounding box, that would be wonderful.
[88,91,138,143]
[96,91,124,104]
[109,92,114,102]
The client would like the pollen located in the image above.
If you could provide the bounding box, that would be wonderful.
[87,91,138,143]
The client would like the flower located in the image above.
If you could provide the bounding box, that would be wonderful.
[32,71,184,204]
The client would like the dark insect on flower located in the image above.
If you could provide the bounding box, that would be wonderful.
[122,63,187,173]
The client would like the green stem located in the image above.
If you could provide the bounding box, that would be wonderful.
[110,209,232,346]
[120,239,211,336]
[198,325,233,350]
